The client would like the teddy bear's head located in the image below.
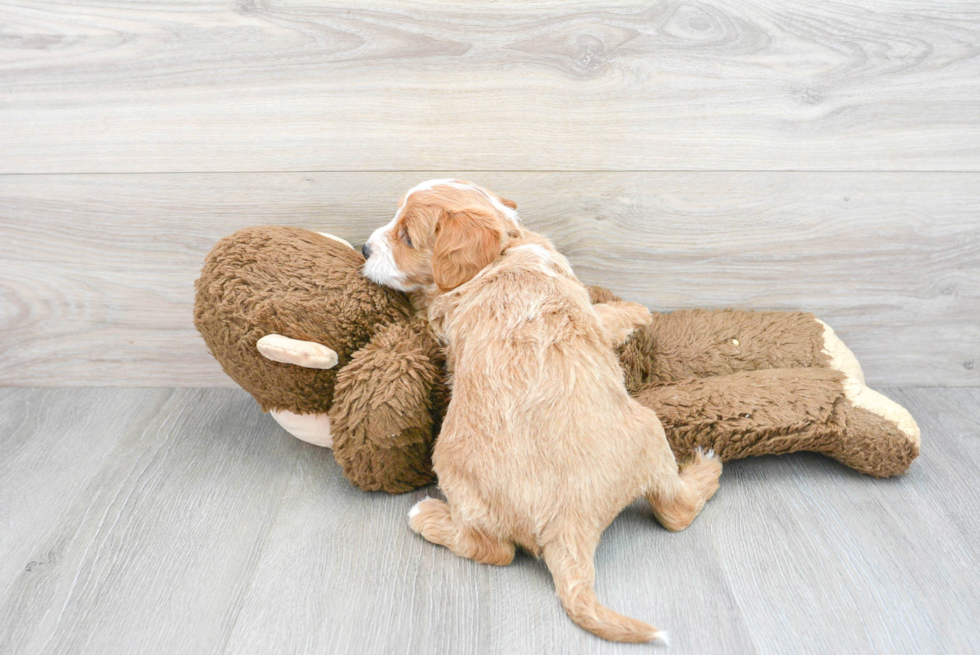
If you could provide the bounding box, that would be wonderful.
[194,226,413,416]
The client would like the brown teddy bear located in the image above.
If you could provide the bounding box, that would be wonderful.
[194,226,448,493]
[194,226,919,494]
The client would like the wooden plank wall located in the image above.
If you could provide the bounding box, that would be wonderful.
[1,1,978,386]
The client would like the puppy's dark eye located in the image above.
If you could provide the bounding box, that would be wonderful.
[402,232,413,248]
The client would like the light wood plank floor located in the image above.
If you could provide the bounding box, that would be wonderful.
[1,387,976,654]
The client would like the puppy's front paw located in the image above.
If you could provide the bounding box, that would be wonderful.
[595,301,653,347]
[615,301,653,329]
[682,448,723,503]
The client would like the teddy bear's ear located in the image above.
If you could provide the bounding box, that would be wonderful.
[316,233,355,250]
[257,334,339,369]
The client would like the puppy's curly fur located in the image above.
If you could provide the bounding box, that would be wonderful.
[364,180,722,643]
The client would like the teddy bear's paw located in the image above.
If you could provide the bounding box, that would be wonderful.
[270,410,334,448]
[845,385,921,450]
[817,320,920,449]
[817,319,865,384]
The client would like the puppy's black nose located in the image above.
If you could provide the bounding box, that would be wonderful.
[361,243,372,259]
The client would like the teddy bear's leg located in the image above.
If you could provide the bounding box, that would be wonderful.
[619,308,838,389]
[329,321,447,494]
[622,304,918,454]
[269,409,334,448]
[617,306,860,389]
[829,404,920,477]
[817,319,920,456]
[816,318,865,383]
[589,285,863,384]
[634,367,919,477]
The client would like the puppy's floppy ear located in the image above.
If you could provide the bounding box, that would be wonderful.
[433,208,502,291]
[500,198,517,210]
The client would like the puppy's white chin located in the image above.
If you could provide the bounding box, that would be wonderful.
[362,258,412,292]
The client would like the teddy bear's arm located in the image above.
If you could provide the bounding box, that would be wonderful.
[256,334,339,369]
[328,321,445,494]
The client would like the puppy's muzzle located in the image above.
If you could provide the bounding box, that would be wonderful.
[361,243,372,259]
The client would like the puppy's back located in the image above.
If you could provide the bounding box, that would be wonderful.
[433,245,654,510]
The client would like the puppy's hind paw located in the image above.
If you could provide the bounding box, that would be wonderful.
[697,447,717,461]
[408,497,451,535]
[681,449,723,501]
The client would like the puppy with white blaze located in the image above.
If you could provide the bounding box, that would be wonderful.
[362,180,722,644]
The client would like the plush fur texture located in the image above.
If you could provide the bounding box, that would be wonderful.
[588,287,920,477]
[329,316,448,492]
[194,225,920,492]
[194,226,446,493]
[364,188,720,642]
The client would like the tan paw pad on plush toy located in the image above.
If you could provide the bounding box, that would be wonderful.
[256,335,338,447]
[267,409,334,448]
[817,319,921,449]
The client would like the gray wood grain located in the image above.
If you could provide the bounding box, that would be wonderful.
[0,387,172,639]
[0,386,977,654]
[1,172,977,387]
[708,387,980,654]
[1,1,979,173]
[0,388,301,655]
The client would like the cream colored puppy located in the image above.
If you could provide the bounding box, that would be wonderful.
[362,180,722,644]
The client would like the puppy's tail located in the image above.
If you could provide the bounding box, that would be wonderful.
[543,538,669,645]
